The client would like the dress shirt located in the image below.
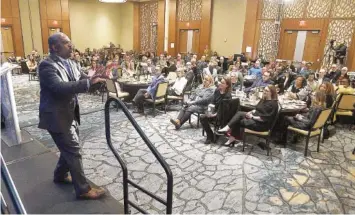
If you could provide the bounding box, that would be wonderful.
[58,55,90,89]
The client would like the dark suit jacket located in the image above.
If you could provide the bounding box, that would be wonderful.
[38,54,89,133]
[276,75,293,94]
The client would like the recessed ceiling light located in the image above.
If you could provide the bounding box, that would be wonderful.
[99,0,127,3]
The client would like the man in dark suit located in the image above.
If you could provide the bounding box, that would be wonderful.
[38,32,106,199]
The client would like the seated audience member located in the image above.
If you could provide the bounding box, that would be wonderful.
[203,62,218,78]
[132,66,165,113]
[336,78,355,95]
[166,59,177,74]
[87,61,101,77]
[298,62,311,78]
[102,60,116,79]
[73,50,82,69]
[197,55,207,72]
[217,85,279,146]
[316,68,327,85]
[271,66,282,82]
[145,59,155,74]
[336,67,349,86]
[27,54,38,73]
[230,66,244,91]
[218,57,228,73]
[121,55,135,76]
[286,60,296,72]
[26,55,37,72]
[248,61,262,79]
[276,69,293,94]
[169,75,215,129]
[200,76,232,144]
[88,62,106,93]
[168,69,187,96]
[318,82,335,108]
[176,53,185,67]
[7,53,17,63]
[158,54,168,74]
[307,72,318,92]
[326,64,340,83]
[245,71,273,93]
[185,62,195,90]
[285,91,326,142]
[286,76,310,101]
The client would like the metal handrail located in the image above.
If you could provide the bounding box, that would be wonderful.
[104,97,173,214]
[1,154,27,214]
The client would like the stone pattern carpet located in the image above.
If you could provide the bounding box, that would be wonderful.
[13,75,355,214]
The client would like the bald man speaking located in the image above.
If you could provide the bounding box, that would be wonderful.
[38,32,106,199]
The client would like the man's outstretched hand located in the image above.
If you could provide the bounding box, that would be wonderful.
[90,76,106,85]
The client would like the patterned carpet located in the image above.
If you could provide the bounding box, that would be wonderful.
[13,74,355,214]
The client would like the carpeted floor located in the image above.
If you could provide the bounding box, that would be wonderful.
[13,74,355,214]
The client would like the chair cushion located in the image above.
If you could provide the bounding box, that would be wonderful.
[145,98,165,104]
[167,95,183,100]
[244,129,269,136]
[335,110,352,116]
[109,92,129,98]
[287,126,321,136]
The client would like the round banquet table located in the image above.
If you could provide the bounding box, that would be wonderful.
[232,93,308,142]
[118,80,151,101]
[232,96,307,113]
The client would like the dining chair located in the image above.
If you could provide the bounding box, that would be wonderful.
[332,94,355,129]
[287,108,332,156]
[242,103,282,156]
[106,79,129,110]
[144,82,168,117]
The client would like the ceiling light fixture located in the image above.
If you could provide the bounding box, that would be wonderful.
[99,0,127,3]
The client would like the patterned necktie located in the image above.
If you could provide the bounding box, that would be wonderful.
[62,60,74,81]
[62,60,78,104]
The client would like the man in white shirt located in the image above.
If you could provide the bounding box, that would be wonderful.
[168,69,187,96]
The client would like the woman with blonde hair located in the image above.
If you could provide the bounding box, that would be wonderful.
[318,82,335,108]
[200,76,232,144]
[170,75,215,129]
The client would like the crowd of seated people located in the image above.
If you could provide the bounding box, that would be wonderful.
[11,41,354,151]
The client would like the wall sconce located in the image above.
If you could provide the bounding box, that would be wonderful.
[186,22,190,27]
[299,20,306,27]
[53,20,58,25]
[1,18,5,23]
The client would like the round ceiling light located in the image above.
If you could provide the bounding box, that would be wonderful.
[99,0,127,3]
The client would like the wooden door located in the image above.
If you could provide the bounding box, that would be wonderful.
[303,31,321,69]
[48,28,61,36]
[279,30,297,60]
[179,30,188,54]
[192,29,200,54]
[1,26,15,59]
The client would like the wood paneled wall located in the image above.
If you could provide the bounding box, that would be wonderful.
[241,0,259,59]
[157,0,165,55]
[278,18,329,69]
[243,0,355,70]
[168,0,212,57]
[168,0,177,55]
[39,0,71,54]
[1,0,24,57]
[199,0,212,57]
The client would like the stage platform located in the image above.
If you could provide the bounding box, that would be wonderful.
[1,132,124,214]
